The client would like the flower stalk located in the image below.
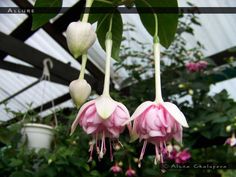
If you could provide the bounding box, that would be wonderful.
[102,37,112,96]
[79,54,87,80]
[153,38,163,103]
[82,0,94,23]
[79,0,94,79]
[102,15,113,96]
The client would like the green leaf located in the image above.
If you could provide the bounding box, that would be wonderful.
[96,12,123,61]
[88,1,112,24]
[135,0,178,48]
[31,0,62,30]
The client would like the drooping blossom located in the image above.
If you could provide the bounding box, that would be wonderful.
[185,61,208,72]
[71,95,130,160]
[130,101,188,164]
[71,36,130,161]
[128,40,188,165]
[125,166,136,177]
[69,79,91,108]
[110,163,122,174]
[67,0,95,104]
[225,133,236,147]
[66,21,96,58]
[174,149,191,163]
[164,145,191,163]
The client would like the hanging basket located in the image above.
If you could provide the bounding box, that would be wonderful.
[19,58,57,152]
[21,123,54,151]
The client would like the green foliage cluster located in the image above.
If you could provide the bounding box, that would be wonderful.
[32,0,178,60]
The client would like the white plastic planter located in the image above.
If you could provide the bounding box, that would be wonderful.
[21,123,54,151]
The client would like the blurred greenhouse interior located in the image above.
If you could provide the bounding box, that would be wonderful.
[1,0,236,177]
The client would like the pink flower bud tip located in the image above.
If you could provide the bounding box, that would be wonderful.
[225,134,236,147]
[125,167,136,177]
[110,163,122,174]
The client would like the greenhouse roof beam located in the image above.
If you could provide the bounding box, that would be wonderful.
[0,31,97,90]
[11,0,105,87]
[0,79,40,105]
[2,93,71,127]
[34,93,71,112]
[0,60,66,85]
[0,17,33,61]
[209,46,236,66]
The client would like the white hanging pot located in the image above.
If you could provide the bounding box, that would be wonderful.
[21,123,54,151]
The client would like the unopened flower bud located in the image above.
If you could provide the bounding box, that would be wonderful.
[110,163,122,174]
[188,89,194,95]
[66,21,96,58]
[178,84,185,89]
[125,167,136,177]
[226,125,232,132]
[69,79,91,108]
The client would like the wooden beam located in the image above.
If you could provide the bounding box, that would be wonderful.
[0,17,33,60]
[0,60,67,85]
[1,92,71,127]
[209,47,236,66]
[34,93,71,112]
[0,31,98,90]
[0,79,40,105]
[11,0,105,87]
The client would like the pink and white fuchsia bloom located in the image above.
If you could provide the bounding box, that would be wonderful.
[110,163,122,174]
[185,61,208,72]
[128,41,189,165]
[71,37,130,161]
[225,133,236,147]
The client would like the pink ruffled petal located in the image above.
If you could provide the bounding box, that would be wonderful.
[130,101,154,122]
[113,106,129,126]
[86,126,98,134]
[144,106,159,131]
[116,102,130,119]
[71,100,95,135]
[149,130,165,137]
[162,102,189,128]
[173,126,183,144]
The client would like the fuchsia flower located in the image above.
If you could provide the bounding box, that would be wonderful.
[71,95,130,160]
[174,149,191,164]
[71,37,130,161]
[125,167,136,177]
[130,101,188,164]
[185,61,208,72]
[128,41,189,165]
[110,163,122,174]
[225,133,236,147]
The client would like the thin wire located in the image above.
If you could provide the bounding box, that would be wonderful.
[39,59,58,127]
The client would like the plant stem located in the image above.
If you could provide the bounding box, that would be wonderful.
[141,0,158,37]
[102,15,113,96]
[95,0,112,4]
[79,54,87,80]
[82,0,94,22]
[154,14,158,37]
[154,42,163,103]
[102,39,112,96]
